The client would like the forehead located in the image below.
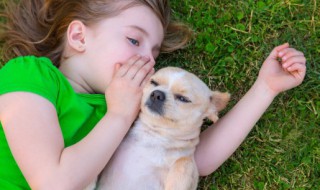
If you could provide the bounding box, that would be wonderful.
[118,6,164,39]
[89,4,164,43]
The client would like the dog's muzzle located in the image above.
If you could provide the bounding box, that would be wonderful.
[145,90,166,115]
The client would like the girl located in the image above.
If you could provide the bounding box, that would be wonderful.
[0,0,306,189]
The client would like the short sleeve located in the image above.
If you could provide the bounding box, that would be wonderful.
[0,56,61,106]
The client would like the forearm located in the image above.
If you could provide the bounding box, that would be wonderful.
[36,113,132,190]
[195,79,277,176]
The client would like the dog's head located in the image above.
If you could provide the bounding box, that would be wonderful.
[140,67,230,129]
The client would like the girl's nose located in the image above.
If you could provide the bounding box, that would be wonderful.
[140,47,157,64]
[142,51,155,64]
[148,55,155,64]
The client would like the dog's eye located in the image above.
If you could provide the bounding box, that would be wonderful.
[150,80,159,86]
[175,95,191,103]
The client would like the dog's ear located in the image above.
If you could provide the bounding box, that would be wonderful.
[206,91,230,123]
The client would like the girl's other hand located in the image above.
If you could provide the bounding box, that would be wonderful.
[105,55,155,125]
[257,43,306,96]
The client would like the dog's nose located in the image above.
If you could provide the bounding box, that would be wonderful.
[150,90,166,102]
[146,90,166,115]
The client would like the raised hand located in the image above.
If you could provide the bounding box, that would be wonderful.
[105,55,155,125]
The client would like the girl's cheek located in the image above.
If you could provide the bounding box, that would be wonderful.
[123,49,140,62]
[111,42,140,64]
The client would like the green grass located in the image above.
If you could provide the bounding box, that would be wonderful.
[158,0,320,189]
[0,0,318,189]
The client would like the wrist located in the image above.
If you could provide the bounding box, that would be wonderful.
[252,78,279,100]
[104,111,134,129]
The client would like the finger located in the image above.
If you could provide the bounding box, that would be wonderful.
[115,55,141,77]
[112,63,122,78]
[125,56,150,79]
[286,63,306,78]
[132,60,155,86]
[140,67,155,87]
[268,43,290,59]
[278,48,304,61]
[275,42,290,52]
[282,55,306,69]
[287,63,306,72]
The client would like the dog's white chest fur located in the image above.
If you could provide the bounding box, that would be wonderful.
[97,118,199,190]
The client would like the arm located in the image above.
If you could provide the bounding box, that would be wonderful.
[0,56,155,190]
[195,43,306,176]
[0,93,130,190]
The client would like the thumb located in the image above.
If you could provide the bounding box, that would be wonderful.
[113,63,122,78]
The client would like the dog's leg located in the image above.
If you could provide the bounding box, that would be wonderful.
[164,157,198,190]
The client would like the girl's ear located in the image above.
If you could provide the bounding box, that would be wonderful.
[66,20,87,53]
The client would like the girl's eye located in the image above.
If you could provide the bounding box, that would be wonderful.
[127,37,139,46]
[175,95,191,103]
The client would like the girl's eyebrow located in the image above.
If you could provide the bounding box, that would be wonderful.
[126,25,149,37]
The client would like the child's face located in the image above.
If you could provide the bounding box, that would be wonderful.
[81,5,164,93]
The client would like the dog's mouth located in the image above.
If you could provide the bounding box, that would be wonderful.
[144,90,166,116]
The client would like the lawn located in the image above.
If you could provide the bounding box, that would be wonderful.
[0,0,318,189]
[157,0,320,189]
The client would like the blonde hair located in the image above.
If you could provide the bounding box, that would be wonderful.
[0,0,193,66]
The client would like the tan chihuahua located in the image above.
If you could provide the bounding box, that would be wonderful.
[94,67,230,190]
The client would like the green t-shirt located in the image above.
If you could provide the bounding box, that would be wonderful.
[0,56,107,189]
